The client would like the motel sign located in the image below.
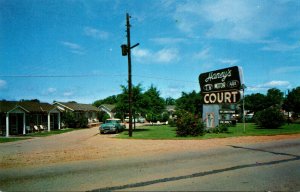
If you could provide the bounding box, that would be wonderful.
[199,66,243,104]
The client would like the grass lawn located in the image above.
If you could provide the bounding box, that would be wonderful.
[117,123,300,140]
[0,137,30,143]
[0,128,78,143]
[25,128,76,137]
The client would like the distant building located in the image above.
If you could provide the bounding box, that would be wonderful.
[53,101,100,127]
[166,105,176,119]
[99,104,116,118]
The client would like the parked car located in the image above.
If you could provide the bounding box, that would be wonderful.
[99,118,126,134]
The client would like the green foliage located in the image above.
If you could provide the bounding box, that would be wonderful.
[175,110,204,137]
[244,93,268,113]
[168,118,177,127]
[244,88,284,114]
[161,112,169,122]
[93,95,118,107]
[283,87,300,115]
[254,107,285,129]
[77,116,88,128]
[176,91,202,116]
[142,85,166,117]
[115,84,145,120]
[61,111,88,128]
[266,88,284,107]
[98,111,110,122]
[206,124,229,134]
[165,97,176,105]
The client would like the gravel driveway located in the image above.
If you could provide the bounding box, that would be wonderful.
[1,127,300,169]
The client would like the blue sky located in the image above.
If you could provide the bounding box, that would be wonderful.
[1,0,300,104]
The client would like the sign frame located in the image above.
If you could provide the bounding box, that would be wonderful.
[199,66,243,104]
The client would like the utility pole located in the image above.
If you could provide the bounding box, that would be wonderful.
[121,13,139,137]
[241,84,247,132]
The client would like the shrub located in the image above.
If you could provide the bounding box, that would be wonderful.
[98,111,110,123]
[62,111,76,128]
[77,116,88,128]
[61,111,88,128]
[168,118,177,127]
[175,110,204,137]
[206,124,229,134]
[161,112,170,122]
[254,107,285,129]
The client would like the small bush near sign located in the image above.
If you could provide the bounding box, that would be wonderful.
[175,110,204,137]
[206,124,229,134]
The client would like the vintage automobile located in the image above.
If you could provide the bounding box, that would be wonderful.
[99,118,126,134]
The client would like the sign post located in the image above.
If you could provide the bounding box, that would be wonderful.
[199,66,243,128]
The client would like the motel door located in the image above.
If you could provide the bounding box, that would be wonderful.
[9,114,24,135]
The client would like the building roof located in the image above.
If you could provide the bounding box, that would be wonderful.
[166,105,176,111]
[100,104,116,112]
[0,101,18,113]
[54,102,100,112]
[0,101,57,113]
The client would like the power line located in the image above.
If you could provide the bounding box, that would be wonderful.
[0,74,199,84]
[133,75,198,84]
[0,74,125,78]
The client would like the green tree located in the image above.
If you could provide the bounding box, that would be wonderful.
[115,84,144,124]
[93,95,118,107]
[266,88,284,107]
[283,87,300,116]
[176,91,202,116]
[142,85,166,122]
[244,93,268,113]
[165,97,176,105]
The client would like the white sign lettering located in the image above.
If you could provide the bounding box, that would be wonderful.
[203,91,239,104]
[205,69,232,83]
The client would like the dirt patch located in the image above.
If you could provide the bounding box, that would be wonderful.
[1,127,300,169]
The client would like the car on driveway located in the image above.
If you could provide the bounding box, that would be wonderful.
[99,118,126,134]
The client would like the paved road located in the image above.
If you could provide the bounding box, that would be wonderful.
[1,138,299,191]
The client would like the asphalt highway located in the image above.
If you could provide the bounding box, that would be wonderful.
[1,138,299,191]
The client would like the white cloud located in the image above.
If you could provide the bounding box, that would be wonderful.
[63,91,74,97]
[272,66,300,74]
[47,87,57,94]
[61,41,85,55]
[262,81,290,88]
[133,48,179,64]
[218,58,239,65]
[194,48,210,59]
[156,48,179,63]
[151,37,185,45]
[248,80,291,92]
[61,41,81,49]
[0,79,7,89]
[84,27,109,40]
[133,48,151,58]
[261,41,300,52]
[174,0,300,42]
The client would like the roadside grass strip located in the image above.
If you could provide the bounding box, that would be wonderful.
[117,123,300,140]
[0,128,78,143]
[0,137,30,143]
